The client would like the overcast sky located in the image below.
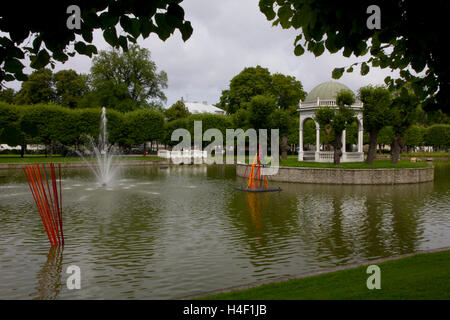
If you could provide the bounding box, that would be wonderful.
[7,0,398,108]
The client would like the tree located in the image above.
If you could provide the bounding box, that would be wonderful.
[424,125,450,151]
[248,95,277,130]
[54,69,89,108]
[404,125,425,151]
[1,1,192,83]
[89,45,168,110]
[271,73,306,109]
[358,85,392,164]
[0,88,16,104]
[377,126,394,150]
[78,80,136,112]
[218,66,306,113]
[270,108,294,159]
[219,66,273,114]
[0,102,23,153]
[315,90,355,165]
[389,85,422,163]
[165,100,190,121]
[259,0,450,112]
[14,69,55,105]
[125,110,165,150]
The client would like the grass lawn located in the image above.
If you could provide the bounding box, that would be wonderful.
[201,250,450,300]
[0,154,166,163]
[278,158,430,169]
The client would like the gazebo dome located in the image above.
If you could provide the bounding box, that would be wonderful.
[304,81,353,103]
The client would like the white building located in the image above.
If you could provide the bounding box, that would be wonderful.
[184,101,225,115]
[298,81,364,163]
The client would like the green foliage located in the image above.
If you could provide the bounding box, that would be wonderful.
[345,121,358,146]
[1,1,192,83]
[271,73,306,109]
[424,125,450,150]
[218,66,306,113]
[248,95,277,130]
[231,108,252,130]
[0,102,22,146]
[163,118,189,146]
[378,126,395,145]
[78,80,136,112]
[303,119,316,145]
[14,69,55,105]
[390,85,422,135]
[12,68,89,109]
[88,45,168,111]
[270,109,293,136]
[165,100,190,121]
[404,125,425,148]
[54,70,89,108]
[259,0,450,111]
[0,88,16,104]
[359,85,392,132]
[125,110,165,146]
[316,90,355,135]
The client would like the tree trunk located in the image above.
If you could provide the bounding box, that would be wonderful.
[20,144,26,158]
[366,130,378,165]
[281,135,289,159]
[391,135,403,164]
[333,132,343,165]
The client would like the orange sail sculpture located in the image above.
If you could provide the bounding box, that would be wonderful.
[23,163,64,246]
[236,147,281,193]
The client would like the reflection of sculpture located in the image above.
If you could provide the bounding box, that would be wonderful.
[30,247,64,300]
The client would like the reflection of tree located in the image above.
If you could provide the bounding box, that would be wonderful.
[318,195,354,263]
[389,183,431,254]
[30,247,64,300]
[362,191,390,258]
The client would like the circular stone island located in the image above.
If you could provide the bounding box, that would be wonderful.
[236,164,434,185]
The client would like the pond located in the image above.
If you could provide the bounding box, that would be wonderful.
[0,163,449,299]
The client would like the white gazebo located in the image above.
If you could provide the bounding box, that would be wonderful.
[298,81,364,163]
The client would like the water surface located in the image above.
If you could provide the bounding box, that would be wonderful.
[0,163,449,299]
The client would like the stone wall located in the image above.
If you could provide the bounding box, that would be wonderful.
[236,164,434,185]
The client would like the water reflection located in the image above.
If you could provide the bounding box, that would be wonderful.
[30,247,64,300]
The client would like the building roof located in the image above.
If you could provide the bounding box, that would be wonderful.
[304,81,354,102]
[184,102,225,115]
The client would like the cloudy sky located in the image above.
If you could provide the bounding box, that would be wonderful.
[8,0,398,108]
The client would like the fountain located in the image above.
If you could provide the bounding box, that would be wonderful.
[79,107,119,186]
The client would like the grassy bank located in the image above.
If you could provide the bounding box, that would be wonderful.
[401,152,450,158]
[278,158,430,169]
[0,155,165,163]
[201,249,450,300]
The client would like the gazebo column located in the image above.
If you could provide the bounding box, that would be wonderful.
[315,124,320,161]
[358,129,363,152]
[342,130,346,153]
[298,127,304,161]
[341,129,346,162]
